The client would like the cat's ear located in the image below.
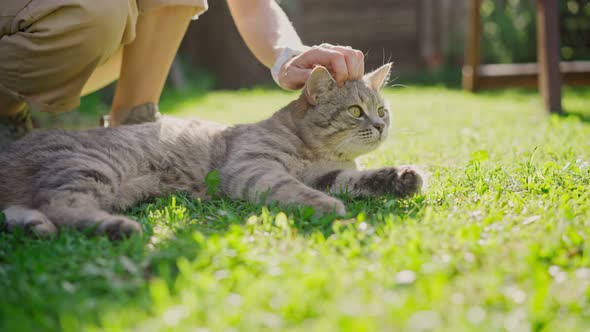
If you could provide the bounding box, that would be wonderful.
[304,66,336,105]
[364,63,392,90]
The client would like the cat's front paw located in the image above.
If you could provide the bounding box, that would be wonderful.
[392,166,423,197]
[311,197,346,216]
[95,216,143,240]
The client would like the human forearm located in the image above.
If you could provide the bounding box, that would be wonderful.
[228,0,365,90]
[226,0,305,68]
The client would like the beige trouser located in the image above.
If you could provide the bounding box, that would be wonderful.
[0,0,207,115]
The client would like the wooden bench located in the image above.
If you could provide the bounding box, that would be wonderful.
[462,0,590,114]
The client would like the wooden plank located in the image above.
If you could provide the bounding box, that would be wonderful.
[478,72,590,89]
[304,14,417,31]
[476,62,590,89]
[536,0,562,114]
[479,61,590,76]
[462,0,482,91]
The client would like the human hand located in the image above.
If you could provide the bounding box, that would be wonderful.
[276,44,365,90]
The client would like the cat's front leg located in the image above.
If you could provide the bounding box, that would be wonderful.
[310,166,423,198]
[221,164,346,216]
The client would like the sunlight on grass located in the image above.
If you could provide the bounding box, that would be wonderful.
[1,87,589,331]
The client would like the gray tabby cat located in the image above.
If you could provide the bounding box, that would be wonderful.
[0,64,422,239]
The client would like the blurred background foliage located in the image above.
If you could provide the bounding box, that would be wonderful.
[480,0,590,63]
[69,0,589,124]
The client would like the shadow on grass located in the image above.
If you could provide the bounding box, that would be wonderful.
[561,110,590,124]
[561,92,590,123]
[151,192,428,237]
[0,193,426,331]
[473,86,590,124]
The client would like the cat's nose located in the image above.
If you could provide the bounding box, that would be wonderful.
[373,123,384,134]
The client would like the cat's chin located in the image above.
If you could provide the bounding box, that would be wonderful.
[332,142,382,161]
[361,140,385,155]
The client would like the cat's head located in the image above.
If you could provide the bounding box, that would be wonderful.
[297,63,392,160]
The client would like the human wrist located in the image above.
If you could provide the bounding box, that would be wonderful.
[271,46,309,90]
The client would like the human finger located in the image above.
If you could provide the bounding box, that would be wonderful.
[293,47,349,85]
[319,45,365,80]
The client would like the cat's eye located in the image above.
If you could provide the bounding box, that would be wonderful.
[348,105,363,118]
[377,107,387,117]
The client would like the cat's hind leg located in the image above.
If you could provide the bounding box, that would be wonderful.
[36,191,142,240]
[1,206,57,237]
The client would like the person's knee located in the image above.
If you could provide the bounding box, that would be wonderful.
[74,0,133,62]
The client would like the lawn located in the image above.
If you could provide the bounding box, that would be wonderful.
[1,85,589,332]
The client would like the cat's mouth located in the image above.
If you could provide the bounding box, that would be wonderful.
[357,128,385,144]
[330,129,386,159]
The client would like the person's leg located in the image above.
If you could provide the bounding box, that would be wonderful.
[0,0,136,147]
[0,0,35,118]
[102,5,196,126]
[0,0,136,114]
[1,0,205,137]
[0,102,33,149]
[0,93,26,117]
[81,48,124,96]
[82,1,209,97]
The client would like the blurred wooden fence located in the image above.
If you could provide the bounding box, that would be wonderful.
[180,0,465,88]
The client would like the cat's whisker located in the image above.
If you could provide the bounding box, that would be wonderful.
[392,128,425,136]
[331,136,358,155]
[390,83,408,88]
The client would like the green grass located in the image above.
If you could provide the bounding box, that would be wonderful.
[1,86,590,331]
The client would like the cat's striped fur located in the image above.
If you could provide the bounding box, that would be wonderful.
[0,64,422,238]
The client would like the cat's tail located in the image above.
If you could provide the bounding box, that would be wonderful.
[1,206,57,237]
